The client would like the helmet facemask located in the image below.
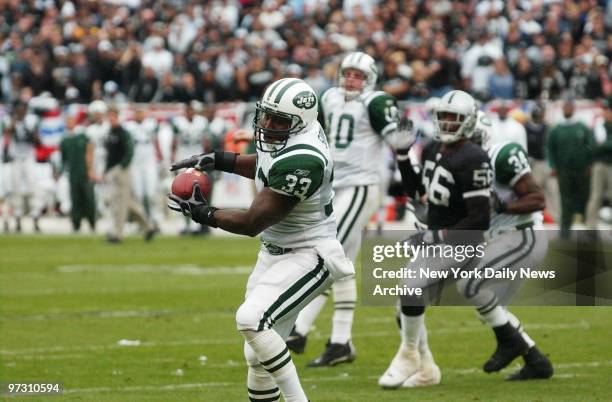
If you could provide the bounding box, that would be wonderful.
[432,90,477,144]
[253,101,304,153]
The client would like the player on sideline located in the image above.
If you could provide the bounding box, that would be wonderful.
[125,107,162,228]
[168,78,354,402]
[458,111,553,381]
[379,90,492,389]
[287,51,414,367]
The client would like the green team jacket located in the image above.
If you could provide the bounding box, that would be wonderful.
[546,121,594,171]
[60,132,90,181]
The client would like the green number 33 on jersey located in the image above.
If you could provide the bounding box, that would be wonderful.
[282,174,312,199]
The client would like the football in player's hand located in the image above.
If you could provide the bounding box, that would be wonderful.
[171,168,212,200]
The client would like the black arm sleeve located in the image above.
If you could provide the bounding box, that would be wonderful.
[397,149,423,199]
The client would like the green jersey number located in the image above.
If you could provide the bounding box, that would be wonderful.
[331,113,355,149]
[281,174,313,199]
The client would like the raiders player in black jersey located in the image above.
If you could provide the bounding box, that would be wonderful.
[379,90,493,389]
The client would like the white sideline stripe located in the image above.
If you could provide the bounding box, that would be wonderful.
[0,309,235,321]
[55,265,252,275]
[61,363,610,394]
[5,286,227,297]
[0,321,590,357]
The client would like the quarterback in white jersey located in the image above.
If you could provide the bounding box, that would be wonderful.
[125,107,162,226]
[288,51,414,366]
[168,78,353,402]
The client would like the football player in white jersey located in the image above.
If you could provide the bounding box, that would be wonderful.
[459,111,553,381]
[86,100,110,217]
[4,103,42,232]
[286,51,415,366]
[1,113,11,232]
[168,79,353,402]
[170,101,209,234]
[125,107,162,228]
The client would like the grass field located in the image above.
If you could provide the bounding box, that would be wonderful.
[1,235,611,401]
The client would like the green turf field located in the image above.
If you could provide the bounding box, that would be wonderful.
[1,236,611,401]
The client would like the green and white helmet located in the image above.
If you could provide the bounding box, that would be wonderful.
[433,90,478,143]
[338,51,378,100]
[472,110,493,150]
[254,78,318,152]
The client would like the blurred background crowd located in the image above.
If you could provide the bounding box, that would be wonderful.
[1,0,611,106]
[0,0,611,239]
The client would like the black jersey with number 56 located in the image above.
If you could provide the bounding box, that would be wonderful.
[404,140,493,230]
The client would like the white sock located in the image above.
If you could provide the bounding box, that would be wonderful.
[418,324,433,362]
[331,309,354,344]
[480,306,509,328]
[244,343,280,401]
[244,330,307,402]
[330,277,356,344]
[400,313,424,349]
[247,365,280,401]
[506,310,536,348]
[294,293,328,336]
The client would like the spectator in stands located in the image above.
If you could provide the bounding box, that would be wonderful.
[132,67,159,103]
[514,56,541,100]
[1,0,610,104]
[488,59,514,100]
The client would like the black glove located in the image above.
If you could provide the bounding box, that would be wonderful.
[490,191,507,214]
[405,229,443,246]
[167,182,218,227]
[170,151,237,173]
[398,116,413,133]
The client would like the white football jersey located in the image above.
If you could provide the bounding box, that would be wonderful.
[86,121,110,176]
[8,114,38,159]
[319,87,398,188]
[488,141,542,230]
[125,118,159,165]
[171,115,208,161]
[255,123,337,249]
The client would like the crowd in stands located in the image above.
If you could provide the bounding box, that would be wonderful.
[0,0,611,107]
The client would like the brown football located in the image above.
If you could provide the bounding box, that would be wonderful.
[171,168,212,199]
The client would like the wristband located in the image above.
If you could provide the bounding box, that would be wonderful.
[214,151,238,173]
[193,206,219,227]
[496,201,508,214]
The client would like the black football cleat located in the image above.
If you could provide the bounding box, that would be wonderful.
[484,323,529,373]
[506,347,553,381]
[307,340,356,367]
[286,327,307,354]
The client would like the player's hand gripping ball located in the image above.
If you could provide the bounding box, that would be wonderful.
[171,168,212,200]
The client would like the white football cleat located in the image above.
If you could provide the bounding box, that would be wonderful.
[378,344,420,389]
[402,353,441,388]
